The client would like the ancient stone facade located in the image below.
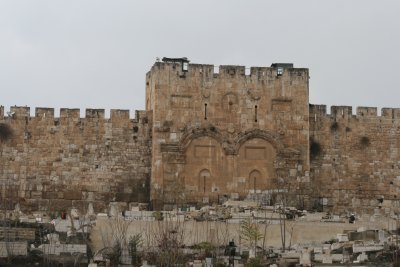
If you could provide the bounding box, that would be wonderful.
[0,106,152,212]
[309,105,400,213]
[1,60,399,213]
[146,61,310,208]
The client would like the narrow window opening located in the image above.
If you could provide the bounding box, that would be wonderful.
[203,175,206,193]
[255,105,258,122]
[204,103,208,120]
[182,62,188,72]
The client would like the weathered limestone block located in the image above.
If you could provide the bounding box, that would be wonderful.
[64,190,82,200]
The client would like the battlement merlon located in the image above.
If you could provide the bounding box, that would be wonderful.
[36,107,54,118]
[331,106,353,120]
[356,106,377,117]
[382,108,400,119]
[147,61,309,79]
[309,104,327,117]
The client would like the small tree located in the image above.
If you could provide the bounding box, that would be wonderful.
[261,210,272,253]
[99,216,131,266]
[129,233,143,266]
[286,219,297,250]
[272,172,294,252]
[240,218,263,257]
[146,213,187,266]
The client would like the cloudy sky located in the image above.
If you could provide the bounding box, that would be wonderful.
[1,0,399,117]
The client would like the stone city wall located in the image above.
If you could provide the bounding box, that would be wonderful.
[0,106,152,213]
[2,61,400,214]
[309,104,400,213]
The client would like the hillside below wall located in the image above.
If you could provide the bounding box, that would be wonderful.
[309,104,400,214]
[0,106,152,213]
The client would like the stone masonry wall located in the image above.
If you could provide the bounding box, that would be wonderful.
[3,61,399,214]
[309,105,400,214]
[146,62,310,208]
[0,106,152,213]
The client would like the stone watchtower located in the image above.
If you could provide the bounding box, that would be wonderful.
[146,58,310,209]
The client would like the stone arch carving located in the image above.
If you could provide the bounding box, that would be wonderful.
[182,134,225,195]
[236,137,276,192]
[180,126,226,152]
[234,129,284,155]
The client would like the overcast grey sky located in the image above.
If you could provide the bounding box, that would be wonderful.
[1,0,399,117]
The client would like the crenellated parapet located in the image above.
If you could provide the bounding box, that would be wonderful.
[1,106,148,125]
[149,62,309,82]
[310,104,400,121]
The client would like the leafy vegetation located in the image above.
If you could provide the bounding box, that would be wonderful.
[240,218,263,255]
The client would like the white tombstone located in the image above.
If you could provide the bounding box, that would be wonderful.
[300,249,312,266]
[141,260,156,267]
[322,254,333,264]
[249,248,255,258]
[337,233,349,242]
[47,233,60,244]
[109,203,118,217]
[87,203,94,216]
[14,203,21,212]
[70,208,79,219]
[357,252,368,262]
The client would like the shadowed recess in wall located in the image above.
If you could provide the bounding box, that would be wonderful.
[360,136,370,148]
[0,123,13,142]
[330,121,339,132]
[310,140,322,160]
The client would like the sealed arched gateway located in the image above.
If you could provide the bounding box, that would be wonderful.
[152,124,302,207]
[147,61,310,209]
[182,135,277,203]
